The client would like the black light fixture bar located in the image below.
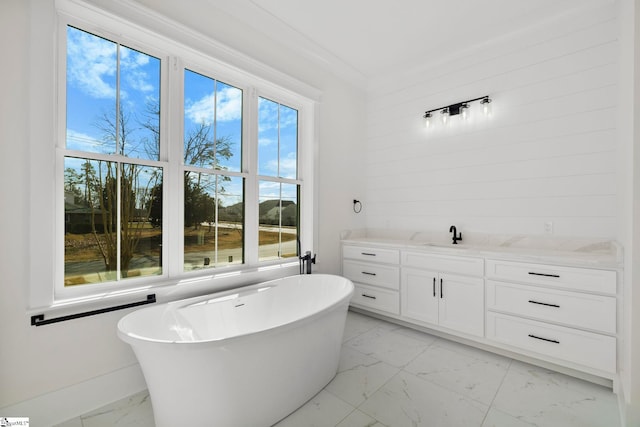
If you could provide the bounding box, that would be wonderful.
[423,95,490,118]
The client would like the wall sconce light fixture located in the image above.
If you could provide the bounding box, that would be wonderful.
[423,95,491,128]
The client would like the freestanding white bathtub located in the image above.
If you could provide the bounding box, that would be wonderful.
[117,274,354,427]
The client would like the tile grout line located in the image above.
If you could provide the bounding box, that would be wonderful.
[479,358,515,426]
[347,327,437,426]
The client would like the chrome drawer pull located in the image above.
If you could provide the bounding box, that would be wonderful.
[361,252,377,256]
[528,272,560,278]
[361,271,377,276]
[528,300,560,308]
[362,294,377,300]
[528,334,559,344]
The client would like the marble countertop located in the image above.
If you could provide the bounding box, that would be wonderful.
[340,229,622,269]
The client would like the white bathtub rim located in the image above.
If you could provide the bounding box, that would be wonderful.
[117,273,354,346]
[119,297,351,348]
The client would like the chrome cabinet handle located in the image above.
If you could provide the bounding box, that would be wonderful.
[361,271,377,276]
[440,278,443,299]
[432,277,436,297]
[361,252,376,256]
[362,294,377,300]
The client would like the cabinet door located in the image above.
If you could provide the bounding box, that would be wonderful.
[401,268,438,324]
[438,274,484,337]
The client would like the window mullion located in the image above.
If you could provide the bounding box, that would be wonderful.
[116,162,122,280]
[214,174,219,265]
[115,43,122,280]
[243,87,259,266]
[167,56,185,277]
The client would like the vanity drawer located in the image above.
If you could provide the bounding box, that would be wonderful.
[343,260,400,289]
[403,251,484,276]
[486,281,616,334]
[343,245,400,264]
[351,284,399,315]
[486,312,616,373]
[485,259,616,295]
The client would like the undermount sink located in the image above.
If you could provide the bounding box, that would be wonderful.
[421,242,460,248]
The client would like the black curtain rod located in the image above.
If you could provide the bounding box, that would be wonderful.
[31,294,156,327]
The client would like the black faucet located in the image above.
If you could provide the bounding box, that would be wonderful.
[299,250,316,274]
[449,225,462,244]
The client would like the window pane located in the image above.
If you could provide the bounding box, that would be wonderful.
[119,45,161,160]
[258,98,279,176]
[66,27,161,160]
[184,69,242,171]
[64,157,163,285]
[216,81,242,171]
[258,181,298,261]
[121,163,163,278]
[184,173,244,270]
[279,105,298,179]
[66,26,117,154]
[64,157,116,284]
[258,98,298,178]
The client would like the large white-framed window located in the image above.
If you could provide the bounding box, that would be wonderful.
[257,96,301,262]
[60,25,167,293]
[181,67,245,272]
[29,0,318,310]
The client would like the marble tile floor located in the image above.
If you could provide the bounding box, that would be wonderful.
[56,311,621,427]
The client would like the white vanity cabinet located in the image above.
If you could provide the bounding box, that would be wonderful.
[342,245,400,315]
[485,259,617,373]
[341,237,619,382]
[401,252,485,337]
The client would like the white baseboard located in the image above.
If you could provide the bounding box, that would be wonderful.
[0,364,146,427]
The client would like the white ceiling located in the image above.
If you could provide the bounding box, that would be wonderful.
[204,0,611,82]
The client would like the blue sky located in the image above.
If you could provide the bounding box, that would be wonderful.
[65,26,300,207]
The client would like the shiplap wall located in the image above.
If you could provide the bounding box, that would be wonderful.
[363,4,618,238]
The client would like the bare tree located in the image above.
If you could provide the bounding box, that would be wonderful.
[88,108,161,277]
[141,99,236,230]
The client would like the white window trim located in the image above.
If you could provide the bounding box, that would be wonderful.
[28,0,319,315]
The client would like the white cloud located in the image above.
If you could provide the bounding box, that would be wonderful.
[185,87,242,125]
[260,153,297,179]
[258,136,276,147]
[258,98,279,133]
[258,99,298,133]
[279,106,298,129]
[186,93,214,125]
[278,156,298,179]
[67,28,117,99]
[120,47,156,94]
[259,180,281,199]
[66,128,112,153]
[217,87,242,121]
[66,27,158,100]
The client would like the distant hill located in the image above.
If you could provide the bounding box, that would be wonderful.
[219,200,297,226]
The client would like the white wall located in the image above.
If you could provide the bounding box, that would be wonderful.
[0,0,365,422]
[0,0,33,410]
[618,0,640,424]
[363,4,618,239]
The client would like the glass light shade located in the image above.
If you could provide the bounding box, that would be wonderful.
[441,108,449,124]
[424,112,432,128]
[481,98,492,116]
[460,103,469,120]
